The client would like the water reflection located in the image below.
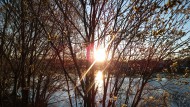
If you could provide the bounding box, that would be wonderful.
[95,70,103,88]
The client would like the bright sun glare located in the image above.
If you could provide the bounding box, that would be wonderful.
[95,70,103,86]
[94,48,106,62]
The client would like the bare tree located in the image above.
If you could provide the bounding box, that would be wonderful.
[49,0,190,107]
[1,0,190,107]
[0,0,68,107]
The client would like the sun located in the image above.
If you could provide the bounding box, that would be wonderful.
[94,48,106,62]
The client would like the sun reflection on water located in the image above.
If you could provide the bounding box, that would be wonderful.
[95,70,103,88]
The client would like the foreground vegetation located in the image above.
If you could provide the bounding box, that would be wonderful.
[0,0,190,107]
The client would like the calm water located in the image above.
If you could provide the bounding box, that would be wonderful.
[48,74,190,107]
